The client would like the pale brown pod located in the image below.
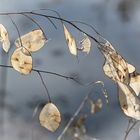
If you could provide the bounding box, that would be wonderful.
[118,81,140,120]
[11,47,32,75]
[103,53,129,84]
[63,24,77,56]
[39,103,61,132]
[80,34,91,54]
[0,24,10,52]
[15,29,47,52]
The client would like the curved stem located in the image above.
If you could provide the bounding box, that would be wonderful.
[57,81,106,140]
[24,12,57,30]
[0,64,80,84]
[30,12,100,44]
[57,90,89,140]
[0,11,57,29]
[70,20,102,36]
[38,9,64,25]
[124,120,138,140]
[8,15,23,46]
[32,8,62,20]
[37,71,51,102]
[0,11,101,45]
[20,13,47,40]
[32,68,77,82]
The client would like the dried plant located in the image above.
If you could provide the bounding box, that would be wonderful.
[0,9,139,140]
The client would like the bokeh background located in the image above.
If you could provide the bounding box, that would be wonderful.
[0,0,140,139]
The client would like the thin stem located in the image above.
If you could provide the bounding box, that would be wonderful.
[37,71,51,102]
[126,119,132,133]
[57,81,105,140]
[0,64,81,85]
[86,80,109,103]
[32,68,78,82]
[37,9,64,25]
[70,20,102,36]
[20,13,47,40]
[8,15,23,46]
[0,11,57,29]
[25,10,57,29]
[32,8,62,20]
[0,65,101,87]
[0,10,107,50]
[27,10,57,29]
[0,64,12,69]
[0,11,100,44]
[30,12,100,44]
[29,12,109,54]
[57,87,90,140]
[124,120,139,140]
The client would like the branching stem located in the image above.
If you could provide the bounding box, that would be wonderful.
[124,119,139,140]
[8,15,23,46]
[20,13,47,40]
[57,81,106,140]
[0,64,78,82]
[0,11,102,45]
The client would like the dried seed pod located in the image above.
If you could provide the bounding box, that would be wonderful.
[15,29,47,52]
[63,24,77,56]
[118,82,140,120]
[103,53,129,84]
[39,103,61,132]
[11,47,32,75]
[80,34,91,54]
[0,24,10,52]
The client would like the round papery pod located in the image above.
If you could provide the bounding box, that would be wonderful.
[39,103,61,132]
[11,47,33,75]
[15,29,47,52]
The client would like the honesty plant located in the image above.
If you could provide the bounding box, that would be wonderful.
[0,9,139,140]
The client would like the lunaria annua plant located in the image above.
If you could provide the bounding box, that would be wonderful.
[0,9,140,140]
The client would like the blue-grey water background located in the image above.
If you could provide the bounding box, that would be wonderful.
[0,0,140,139]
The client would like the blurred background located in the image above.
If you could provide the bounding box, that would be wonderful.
[0,0,140,139]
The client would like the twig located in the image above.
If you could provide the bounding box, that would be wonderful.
[124,119,139,140]
[29,12,100,44]
[0,64,81,84]
[57,87,90,140]
[0,11,101,45]
[32,68,80,84]
[20,13,47,40]
[70,20,102,36]
[8,15,23,46]
[126,119,132,133]
[37,71,51,102]
[57,81,106,140]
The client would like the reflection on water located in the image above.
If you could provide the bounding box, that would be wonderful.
[0,0,140,140]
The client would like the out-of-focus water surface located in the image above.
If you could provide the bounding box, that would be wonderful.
[0,0,140,140]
